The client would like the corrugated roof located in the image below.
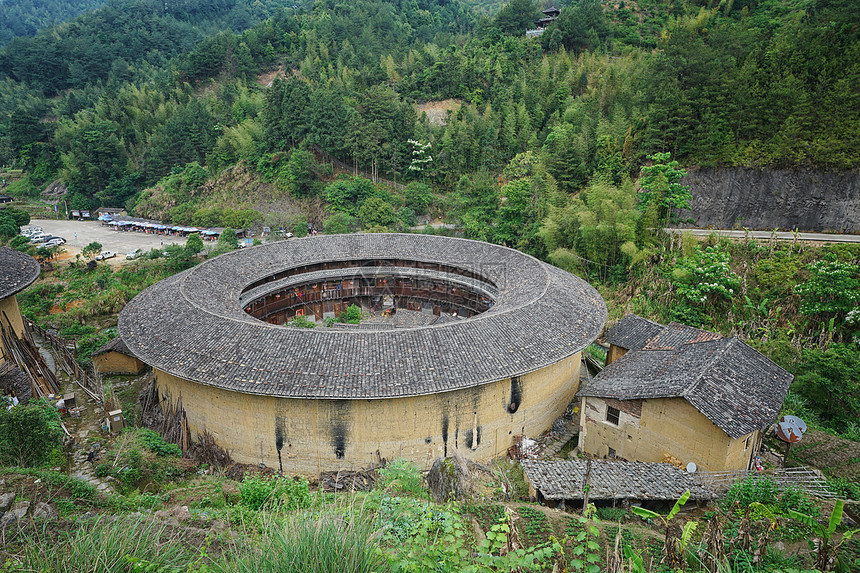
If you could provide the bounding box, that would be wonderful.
[579,320,792,438]
[521,459,714,501]
[0,247,40,300]
[119,234,607,399]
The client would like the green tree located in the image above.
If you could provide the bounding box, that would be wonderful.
[185,232,203,256]
[493,0,539,35]
[541,178,641,282]
[637,152,692,228]
[81,241,102,260]
[0,398,64,467]
[793,258,860,324]
[358,197,399,231]
[323,212,353,235]
[792,344,860,433]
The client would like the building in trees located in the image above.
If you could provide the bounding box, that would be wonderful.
[578,316,793,471]
[119,234,606,475]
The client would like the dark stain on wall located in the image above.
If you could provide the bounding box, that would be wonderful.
[330,400,350,459]
[275,416,286,451]
[508,376,522,413]
[441,413,449,457]
[463,426,483,450]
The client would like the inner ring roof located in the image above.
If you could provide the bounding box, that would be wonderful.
[118,234,607,399]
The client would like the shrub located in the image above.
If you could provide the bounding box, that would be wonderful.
[377,458,425,495]
[597,507,627,522]
[720,475,779,512]
[138,428,182,457]
[0,398,64,467]
[239,473,310,511]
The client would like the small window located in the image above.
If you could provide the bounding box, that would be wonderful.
[608,447,616,458]
[606,405,620,426]
[744,435,751,451]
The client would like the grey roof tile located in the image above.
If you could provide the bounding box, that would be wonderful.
[579,320,792,438]
[119,234,607,399]
[521,459,714,501]
[0,247,39,300]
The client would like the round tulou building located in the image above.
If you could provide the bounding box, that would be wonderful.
[119,234,606,475]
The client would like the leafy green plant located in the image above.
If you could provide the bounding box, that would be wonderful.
[568,504,601,573]
[286,314,316,328]
[138,428,182,457]
[376,458,425,496]
[788,500,859,572]
[238,473,310,511]
[631,490,693,569]
[0,397,64,467]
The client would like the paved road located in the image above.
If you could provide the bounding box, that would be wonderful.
[29,219,188,262]
[665,228,860,243]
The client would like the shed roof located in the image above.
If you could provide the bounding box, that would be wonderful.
[0,247,40,300]
[521,459,714,501]
[579,319,792,438]
[118,234,607,400]
[92,336,134,357]
[604,313,664,351]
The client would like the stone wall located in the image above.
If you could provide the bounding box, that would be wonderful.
[155,353,582,475]
[679,167,860,232]
[579,396,758,472]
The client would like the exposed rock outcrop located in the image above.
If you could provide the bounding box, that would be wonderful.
[679,167,860,232]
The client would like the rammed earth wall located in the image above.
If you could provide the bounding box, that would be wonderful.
[679,167,860,232]
[155,353,582,475]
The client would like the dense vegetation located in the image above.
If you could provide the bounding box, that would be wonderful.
[0,0,107,48]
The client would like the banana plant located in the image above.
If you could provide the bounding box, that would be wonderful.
[787,499,859,572]
[631,489,692,569]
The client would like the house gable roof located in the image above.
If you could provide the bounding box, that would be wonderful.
[92,336,135,358]
[604,313,665,351]
[580,318,792,438]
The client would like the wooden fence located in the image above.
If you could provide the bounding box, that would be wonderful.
[27,320,104,405]
[694,465,834,498]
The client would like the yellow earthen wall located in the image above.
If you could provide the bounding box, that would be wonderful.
[0,296,26,364]
[579,396,757,472]
[606,345,627,366]
[155,353,582,475]
[94,351,146,375]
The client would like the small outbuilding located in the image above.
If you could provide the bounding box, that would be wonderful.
[522,459,713,506]
[92,337,146,375]
[578,317,793,472]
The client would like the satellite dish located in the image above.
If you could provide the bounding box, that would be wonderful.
[686,462,697,474]
[775,415,807,444]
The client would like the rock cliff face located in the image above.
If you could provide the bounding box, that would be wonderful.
[678,167,860,232]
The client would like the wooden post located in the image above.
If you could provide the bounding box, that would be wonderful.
[582,458,592,513]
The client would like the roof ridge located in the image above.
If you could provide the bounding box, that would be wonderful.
[682,337,734,399]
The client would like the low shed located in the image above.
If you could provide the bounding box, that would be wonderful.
[521,459,713,504]
[92,337,146,375]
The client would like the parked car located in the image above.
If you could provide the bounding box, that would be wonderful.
[126,248,143,260]
[29,233,49,243]
[21,227,42,237]
[95,250,116,260]
[44,238,65,248]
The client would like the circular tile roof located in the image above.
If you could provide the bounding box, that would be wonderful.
[118,234,606,399]
[0,247,40,300]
